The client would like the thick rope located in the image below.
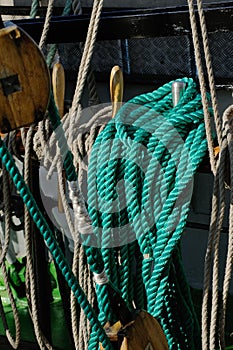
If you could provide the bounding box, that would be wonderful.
[87,77,209,349]
[196,0,221,146]
[0,166,12,265]
[0,136,113,350]
[187,0,217,175]
[72,0,100,105]
[46,0,73,67]
[69,0,104,115]
[39,0,55,50]
[30,0,39,18]
[0,262,20,349]
[219,105,233,348]
[23,126,54,350]
[186,1,231,348]
[0,165,21,349]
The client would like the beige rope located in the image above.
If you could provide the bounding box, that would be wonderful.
[186,1,230,348]
[0,261,21,349]
[24,126,54,350]
[0,166,21,348]
[69,0,104,115]
[219,105,233,348]
[70,242,80,350]
[39,0,55,49]
[0,167,12,265]
[72,0,100,105]
[196,0,221,146]
[187,0,217,175]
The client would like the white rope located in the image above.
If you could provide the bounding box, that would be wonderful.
[69,0,104,115]
[186,1,231,348]
[187,0,217,175]
[196,0,221,146]
[219,105,233,348]
[93,270,109,285]
[0,166,12,265]
[39,0,55,50]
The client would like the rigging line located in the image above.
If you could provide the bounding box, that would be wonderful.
[0,136,114,350]
[219,105,233,348]
[196,0,221,147]
[39,0,55,50]
[72,0,100,106]
[24,126,54,350]
[70,0,104,115]
[187,0,217,176]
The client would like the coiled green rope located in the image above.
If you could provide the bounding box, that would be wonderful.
[87,77,211,349]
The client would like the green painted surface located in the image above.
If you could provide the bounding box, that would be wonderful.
[0,262,73,349]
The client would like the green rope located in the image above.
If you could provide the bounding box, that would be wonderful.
[30,0,39,18]
[87,77,211,349]
[46,0,73,67]
[0,137,113,349]
[47,92,117,349]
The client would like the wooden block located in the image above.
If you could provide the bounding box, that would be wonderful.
[119,310,168,350]
[0,25,50,132]
[100,311,168,350]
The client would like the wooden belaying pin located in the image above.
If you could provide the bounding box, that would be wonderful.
[52,62,65,119]
[0,22,50,133]
[110,65,124,118]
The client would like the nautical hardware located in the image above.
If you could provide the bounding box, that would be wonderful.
[52,61,66,213]
[0,14,112,350]
[110,65,124,118]
[0,24,50,133]
[100,285,168,349]
[100,311,168,350]
[52,62,65,118]
[172,81,186,107]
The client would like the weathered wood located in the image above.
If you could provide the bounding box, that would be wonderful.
[110,65,123,119]
[52,62,65,118]
[100,310,168,350]
[119,310,168,350]
[52,61,66,213]
[0,25,50,133]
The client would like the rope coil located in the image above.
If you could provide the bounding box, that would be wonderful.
[86,77,210,349]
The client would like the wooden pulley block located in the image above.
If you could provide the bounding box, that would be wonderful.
[100,310,168,350]
[0,25,50,133]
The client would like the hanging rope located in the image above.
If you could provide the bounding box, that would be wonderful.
[0,135,114,350]
[72,0,100,105]
[69,0,104,115]
[186,1,232,348]
[219,105,233,349]
[46,0,74,67]
[0,165,21,349]
[187,0,219,175]
[30,0,40,18]
[39,0,55,50]
[86,77,210,349]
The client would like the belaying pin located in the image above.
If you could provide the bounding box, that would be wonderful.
[172,81,186,107]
